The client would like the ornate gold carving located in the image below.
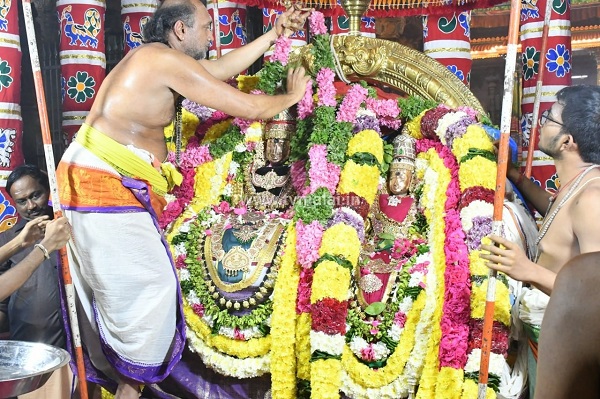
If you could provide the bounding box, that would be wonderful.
[333,35,389,77]
[251,169,290,191]
[289,36,484,113]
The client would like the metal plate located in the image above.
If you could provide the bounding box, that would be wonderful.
[0,340,70,398]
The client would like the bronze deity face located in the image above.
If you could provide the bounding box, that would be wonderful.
[265,138,290,166]
[388,166,412,195]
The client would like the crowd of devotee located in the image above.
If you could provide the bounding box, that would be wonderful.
[2,0,600,398]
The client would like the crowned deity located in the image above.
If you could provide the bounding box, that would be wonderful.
[200,110,297,312]
[244,108,296,212]
[357,132,424,307]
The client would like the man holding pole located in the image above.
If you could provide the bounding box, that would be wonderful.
[0,165,73,399]
[55,0,310,397]
[481,85,600,396]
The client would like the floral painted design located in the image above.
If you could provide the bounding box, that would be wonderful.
[66,71,96,103]
[522,46,539,80]
[0,58,13,91]
[447,65,465,82]
[546,44,571,78]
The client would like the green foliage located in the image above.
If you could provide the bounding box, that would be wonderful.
[398,96,438,121]
[257,61,285,95]
[312,34,335,71]
[209,124,244,159]
[289,118,312,162]
[293,187,334,225]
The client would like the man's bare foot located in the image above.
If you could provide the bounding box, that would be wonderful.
[115,381,140,399]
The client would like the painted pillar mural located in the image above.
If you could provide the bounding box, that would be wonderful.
[57,0,106,143]
[121,0,159,55]
[207,1,248,61]
[0,0,24,231]
[423,12,472,86]
[520,0,571,209]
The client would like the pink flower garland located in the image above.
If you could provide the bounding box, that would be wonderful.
[296,219,324,268]
[316,68,337,107]
[336,84,368,123]
[270,35,292,65]
[297,81,314,120]
[290,160,310,197]
[417,139,472,370]
[309,11,327,35]
[308,144,341,195]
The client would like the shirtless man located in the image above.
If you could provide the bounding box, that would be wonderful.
[481,85,600,295]
[55,1,310,398]
[535,252,600,399]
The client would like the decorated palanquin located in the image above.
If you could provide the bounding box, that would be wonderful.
[155,16,525,399]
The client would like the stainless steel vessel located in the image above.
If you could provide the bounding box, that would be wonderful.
[0,340,70,398]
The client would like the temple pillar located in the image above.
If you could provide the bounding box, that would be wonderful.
[519,0,572,206]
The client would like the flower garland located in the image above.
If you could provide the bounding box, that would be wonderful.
[158,10,521,399]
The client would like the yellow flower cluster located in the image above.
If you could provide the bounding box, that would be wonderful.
[342,291,427,388]
[184,305,271,358]
[458,157,497,192]
[311,260,351,302]
[193,154,232,211]
[295,312,312,381]
[237,75,260,93]
[202,120,232,144]
[451,125,494,160]
[470,280,511,326]
[436,367,464,399]
[462,379,496,399]
[403,110,428,140]
[311,359,343,399]
[337,161,380,205]
[318,223,361,266]
[416,149,450,399]
[270,225,301,399]
[346,129,384,164]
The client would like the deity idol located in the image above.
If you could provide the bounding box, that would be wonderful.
[244,108,296,212]
[358,133,424,307]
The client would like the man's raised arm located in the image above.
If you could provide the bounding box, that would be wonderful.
[200,6,310,81]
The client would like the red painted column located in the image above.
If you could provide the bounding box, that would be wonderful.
[520,0,572,207]
[0,0,24,230]
[57,0,106,142]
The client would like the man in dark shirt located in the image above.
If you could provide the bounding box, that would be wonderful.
[0,164,72,398]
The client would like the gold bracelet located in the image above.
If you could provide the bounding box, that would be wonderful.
[34,243,50,260]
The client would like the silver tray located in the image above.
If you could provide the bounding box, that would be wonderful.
[0,340,70,398]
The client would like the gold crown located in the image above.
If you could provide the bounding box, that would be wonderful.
[264,108,296,140]
[390,133,416,170]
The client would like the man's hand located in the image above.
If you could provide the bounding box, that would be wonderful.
[276,4,312,37]
[480,234,537,283]
[286,67,311,102]
[18,216,50,249]
[40,217,71,253]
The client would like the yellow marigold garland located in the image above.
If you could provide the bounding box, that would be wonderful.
[202,120,232,144]
[346,129,384,164]
[458,157,497,191]
[337,161,380,205]
[310,260,351,302]
[318,223,361,266]
[342,289,427,388]
[470,280,511,326]
[296,312,312,381]
[416,149,450,399]
[270,224,300,399]
[183,304,271,358]
[311,359,343,399]
[462,378,497,399]
[165,108,200,151]
[451,125,494,160]
[435,367,464,399]
[402,110,427,140]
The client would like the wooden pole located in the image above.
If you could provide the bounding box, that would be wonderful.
[21,2,89,398]
[524,0,554,178]
[477,0,522,396]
